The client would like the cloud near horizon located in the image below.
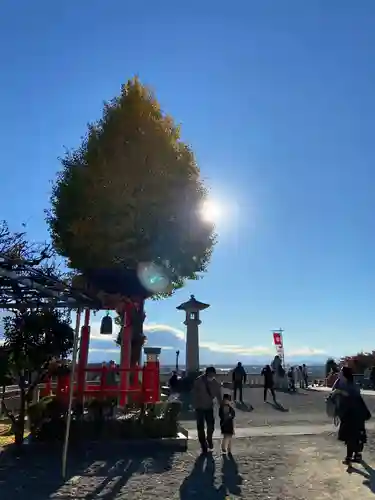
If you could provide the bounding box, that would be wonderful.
[88,321,326,358]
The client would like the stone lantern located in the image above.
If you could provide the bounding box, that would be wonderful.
[177,295,210,375]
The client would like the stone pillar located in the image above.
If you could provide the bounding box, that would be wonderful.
[185,313,200,373]
[177,295,210,376]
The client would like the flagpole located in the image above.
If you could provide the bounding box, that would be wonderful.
[271,328,285,367]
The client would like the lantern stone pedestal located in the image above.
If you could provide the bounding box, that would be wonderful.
[177,295,210,377]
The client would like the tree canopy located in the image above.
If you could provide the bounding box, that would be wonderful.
[340,351,375,374]
[47,77,216,295]
[0,309,74,444]
[2,309,74,374]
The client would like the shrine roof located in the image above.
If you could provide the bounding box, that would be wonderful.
[176,294,210,311]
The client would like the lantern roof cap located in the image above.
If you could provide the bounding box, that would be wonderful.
[144,346,161,355]
[176,295,210,311]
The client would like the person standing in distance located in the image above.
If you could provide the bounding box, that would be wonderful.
[192,366,222,454]
[261,364,277,404]
[232,362,247,403]
[302,364,309,389]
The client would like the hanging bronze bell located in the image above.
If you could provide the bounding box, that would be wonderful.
[100,313,113,335]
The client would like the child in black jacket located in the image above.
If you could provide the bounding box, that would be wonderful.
[219,393,235,454]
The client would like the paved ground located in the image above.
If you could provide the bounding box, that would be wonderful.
[1,387,375,499]
[2,433,375,499]
[181,387,375,430]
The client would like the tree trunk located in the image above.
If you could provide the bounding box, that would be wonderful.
[14,379,26,447]
[130,300,145,367]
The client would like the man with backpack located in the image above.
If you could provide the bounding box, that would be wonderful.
[192,366,222,453]
[232,362,247,403]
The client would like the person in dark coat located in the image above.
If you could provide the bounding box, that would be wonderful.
[334,366,371,464]
[261,365,277,403]
[370,366,375,390]
[232,362,247,402]
[287,366,296,392]
[169,371,179,392]
[192,366,222,454]
[219,393,235,454]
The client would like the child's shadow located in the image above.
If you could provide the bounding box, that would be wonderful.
[180,454,217,499]
[348,460,375,493]
[219,454,242,497]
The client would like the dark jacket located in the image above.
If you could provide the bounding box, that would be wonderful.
[261,367,274,388]
[192,374,222,410]
[232,365,247,384]
[219,403,235,435]
[335,387,371,443]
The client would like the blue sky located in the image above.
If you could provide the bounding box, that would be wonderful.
[1,1,375,363]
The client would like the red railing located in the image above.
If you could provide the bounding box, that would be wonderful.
[40,363,160,405]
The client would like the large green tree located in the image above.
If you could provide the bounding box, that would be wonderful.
[47,77,215,291]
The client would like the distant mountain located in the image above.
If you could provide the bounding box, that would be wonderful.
[88,325,331,367]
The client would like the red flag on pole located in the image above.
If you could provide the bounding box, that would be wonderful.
[273,332,283,347]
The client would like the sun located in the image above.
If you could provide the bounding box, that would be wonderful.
[201,200,221,223]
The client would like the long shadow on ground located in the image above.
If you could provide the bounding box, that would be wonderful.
[266,401,289,412]
[348,460,375,494]
[0,444,176,499]
[179,453,242,499]
[235,401,253,412]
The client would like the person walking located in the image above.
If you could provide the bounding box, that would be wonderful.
[297,366,304,388]
[370,366,375,390]
[219,393,235,455]
[232,362,247,402]
[261,364,277,403]
[169,371,179,392]
[333,366,372,464]
[302,364,309,389]
[287,366,296,392]
[192,366,222,454]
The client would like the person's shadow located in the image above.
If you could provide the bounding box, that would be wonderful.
[180,454,217,499]
[218,454,242,497]
[347,460,375,493]
[266,401,289,412]
[235,401,253,412]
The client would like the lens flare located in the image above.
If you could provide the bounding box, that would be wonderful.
[137,262,170,294]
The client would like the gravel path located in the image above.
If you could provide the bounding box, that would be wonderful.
[1,389,375,499]
[1,432,375,499]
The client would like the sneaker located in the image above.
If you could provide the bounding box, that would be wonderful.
[342,457,352,465]
[221,448,227,455]
[207,447,214,453]
[353,453,362,463]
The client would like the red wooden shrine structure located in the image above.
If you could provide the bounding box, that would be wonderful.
[0,255,162,406]
[41,303,161,406]
[41,358,161,405]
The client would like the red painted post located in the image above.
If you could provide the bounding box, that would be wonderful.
[77,309,91,404]
[154,359,160,402]
[100,363,107,400]
[142,364,151,403]
[143,348,161,402]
